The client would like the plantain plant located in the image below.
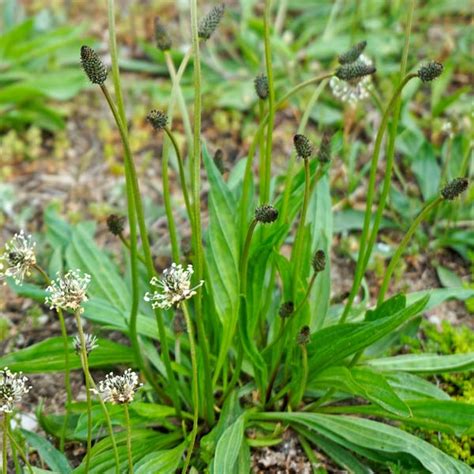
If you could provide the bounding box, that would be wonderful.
[0,1,473,473]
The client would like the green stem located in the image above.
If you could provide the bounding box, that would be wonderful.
[189,0,214,426]
[280,79,329,224]
[262,0,275,204]
[164,50,194,153]
[161,129,181,262]
[357,0,416,307]
[258,100,267,202]
[57,308,72,451]
[100,82,179,413]
[338,72,417,324]
[2,414,8,474]
[377,197,442,305]
[74,312,93,473]
[33,265,71,452]
[123,404,133,473]
[240,219,258,288]
[118,234,147,265]
[291,345,308,407]
[74,311,120,473]
[6,431,33,474]
[291,158,311,298]
[180,303,199,474]
[164,127,193,223]
[239,72,333,236]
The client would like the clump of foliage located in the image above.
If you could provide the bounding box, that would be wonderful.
[0,1,473,473]
[399,320,474,466]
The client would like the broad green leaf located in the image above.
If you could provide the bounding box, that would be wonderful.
[406,288,474,310]
[0,337,134,373]
[309,366,411,417]
[203,144,240,380]
[436,266,463,288]
[201,392,242,464]
[21,429,72,473]
[386,372,450,400]
[73,430,180,474]
[365,353,474,374]
[308,295,429,373]
[309,174,332,329]
[325,400,474,436]
[365,294,406,321]
[256,412,470,474]
[130,402,176,420]
[212,415,246,474]
[411,142,441,200]
[66,224,130,311]
[134,442,186,474]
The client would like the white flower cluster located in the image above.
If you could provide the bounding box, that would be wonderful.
[0,367,31,413]
[92,369,141,404]
[144,263,204,310]
[330,54,373,104]
[45,269,91,314]
[0,231,36,285]
[73,333,99,355]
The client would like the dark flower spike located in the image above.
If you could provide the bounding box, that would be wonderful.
[198,4,225,40]
[107,214,126,236]
[338,40,367,65]
[317,131,332,164]
[312,249,326,273]
[173,310,187,335]
[80,45,108,85]
[255,204,279,224]
[336,60,376,81]
[147,110,168,130]
[297,326,311,345]
[294,134,313,160]
[213,149,225,174]
[418,61,443,82]
[254,74,269,100]
[441,177,468,200]
[155,17,172,51]
[279,301,295,318]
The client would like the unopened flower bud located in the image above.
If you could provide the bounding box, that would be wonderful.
[297,326,310,345]
[294,134,313,160]
[338,41,367,64]
[198,4,225,40]
[255,205,279,224]
[441,177,468,200]
[147,110,168,130]
[80,46,108,85]
[418,61,443,82]
[213,149,225,174]
[336,60,376,81]
[155,17,172,51]
[279,301,294,318]
[254,74,269,100]
[107,214,125,236]
[317,131,332,164]
[312,250,326,273]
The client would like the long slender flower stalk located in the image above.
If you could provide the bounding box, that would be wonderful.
[7,430,33,474]
[101,0,181,415]
[33,264,71,451]
[74,312,121,473]
[74,312,94,472]
[239,72,334,236]
[2,413,8,473]
[164,50,194,153]
[180,302,199,474]
[123,404,133,473]
[189,0,214,425]
[338,72,417,324]
[261,0,276,204]
[356,0,416,306]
